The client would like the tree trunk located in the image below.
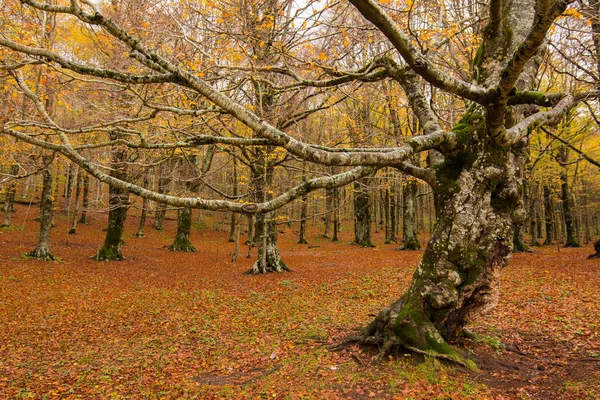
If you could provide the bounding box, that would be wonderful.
[68,168,81,234]
[323,188,332,238]
[26,156,56,260]
[1,165,19,227]
[170,207,196,251]
[560,146,580,247]
[249,161,289,273]
[353,179,374,247]
[252,212,290,273]
[135,174,149,237]
[543,185,553,245]
[228,158,238,243]
[398,175,421,250]
[298,193,309,244]
[79,173,90,224]
[95,138,129,261]
[363,118,518,365]
[529,183,541,246]
[153,168,169,230]
[389,180,398,243]
[332,186,340,242]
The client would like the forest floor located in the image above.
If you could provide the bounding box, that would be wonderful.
[0,203,599,399]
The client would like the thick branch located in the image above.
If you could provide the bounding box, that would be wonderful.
[347,0,489,104]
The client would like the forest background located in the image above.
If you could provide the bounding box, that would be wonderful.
[1,0,600,398]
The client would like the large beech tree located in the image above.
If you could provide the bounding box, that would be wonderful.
[1,0,598,363]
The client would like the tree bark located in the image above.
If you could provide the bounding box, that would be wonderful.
[228,157,238,243]
[353,179,374,247]
[153,166,169,231]
[298,192,309,244]
[560,146,580,247]
[250,160,289,273]
[323,188,332,238]
[170,207,196,251]
[398,175,421,250]
[543,185,554,245]
[332,186,340,242]
[68,168,81,234]
[363,113,519,364]
[79,173,90,224]
[1,165,19,227]
[135,174,149,238]
[95,137,129,261]
[26,155,56,260]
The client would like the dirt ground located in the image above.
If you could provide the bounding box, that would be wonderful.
[0,203,598,399]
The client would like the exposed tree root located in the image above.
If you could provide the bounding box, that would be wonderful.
[330,332,476,370]
[169,238,196,252]
[24,247,57,261]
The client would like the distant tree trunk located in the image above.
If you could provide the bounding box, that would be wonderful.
[332,186,340,242]
[68,168,81,234]
[543,185,554,245]
[135,174,149,238]
[384,188,391,244]
[64,163,74,198]
[170,207,196,251]
[246,215,254,246]
[1,165,19,227]
[153,168,169,230]
[228,158,238,242]
[512,177,531,252]
[95,137,129,261]
[389,181,398,243]
[63,163,76,214]
[529,184,540,246]
[79,173,90,224]
[353,179,374,247]
[26,155,56,260]
[560,146,580,247]
[298,192,309,244]
[323,188,332,238]
[398,175,421,250]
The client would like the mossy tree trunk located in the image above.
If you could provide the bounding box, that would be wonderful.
[170,207,196,251]
[26,155,56,260]
[364,121,518,362]
[398,174,421,250]
[252,212,290,273]
[353,179,374,247]
[96,137,129,261]
[250,161,290,273]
